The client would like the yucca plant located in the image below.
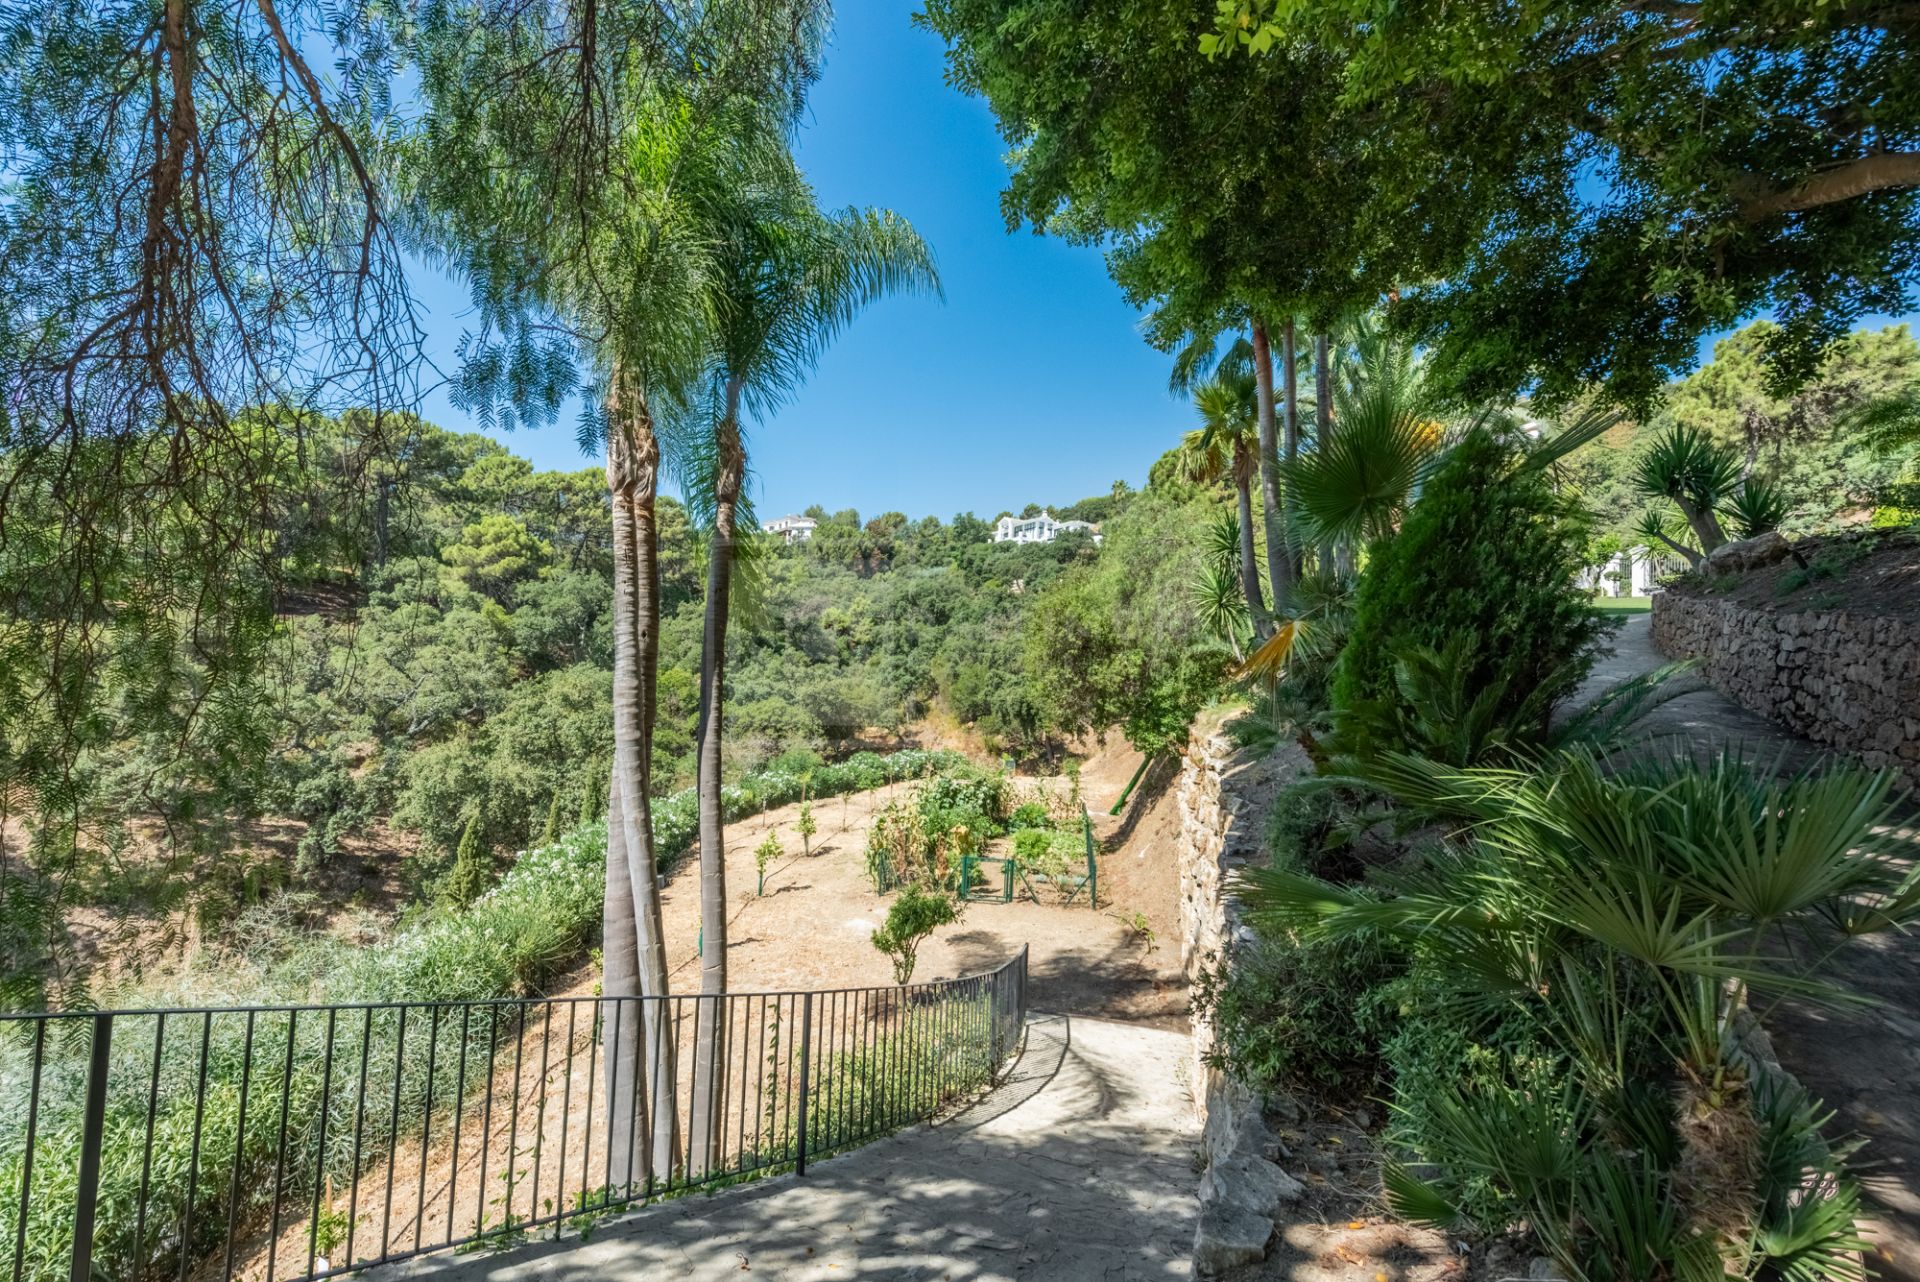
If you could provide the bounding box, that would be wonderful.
[1238,748,1916,1282]
[1721,476,1791,540]
[1632,426,1743,563]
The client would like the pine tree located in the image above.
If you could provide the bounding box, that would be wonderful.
[541,793,563,846]
[444,813,494,908]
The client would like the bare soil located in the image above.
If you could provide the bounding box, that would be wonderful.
[218,739,1192,1280]
[1223,1108,1464,1282]
[651,734,1186,1028]
[1684,525,1920,618]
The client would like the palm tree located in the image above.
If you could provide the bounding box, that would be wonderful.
[406,7,823,1184]
[677,169,940,1171]
[1249,319,1292,612]
[1281,330,1441,549]
[1239,748,1915,1281]
[1178,363,1268,632]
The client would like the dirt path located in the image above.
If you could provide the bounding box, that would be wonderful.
[1587,614,1920,1282]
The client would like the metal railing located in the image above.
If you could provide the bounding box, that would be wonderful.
[0,946,1029,1282]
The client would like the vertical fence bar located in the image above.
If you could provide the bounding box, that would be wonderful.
[68,1013,112,1282]
[307,1008,339,1279]
[221,1011,257,1282]
[179,1013,214,1282]
[12,1018,45,1282]
[380,1005,408,1259]
[414,1005,441,1255]
[552,1002,576,1242]
[794,992,812,1177]
[265,1010,296,1282]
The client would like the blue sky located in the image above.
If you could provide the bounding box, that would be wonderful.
[409,2,1186,523]
[408,4,1917,524]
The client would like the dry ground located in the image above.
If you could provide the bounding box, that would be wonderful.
[218,737,1191,1280]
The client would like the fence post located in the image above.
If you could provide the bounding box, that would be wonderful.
[70,1012,113,1282]
[794,991,813,1177]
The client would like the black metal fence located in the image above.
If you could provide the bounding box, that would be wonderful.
[0,947,1028,1282]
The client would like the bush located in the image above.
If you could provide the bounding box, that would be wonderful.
[1193,930,1405,1099]
[1331,430,1609,757]
[440,811,493,908]
[870,885,961,985]
[1008,801,1051,831]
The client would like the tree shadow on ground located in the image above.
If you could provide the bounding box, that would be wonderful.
[376,1016,1197,1282]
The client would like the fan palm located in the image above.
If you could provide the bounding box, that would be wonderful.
[1178,361,1269,633]
[675,161,940,1169]
[1238,748,1916,1281]
[1280,333,1442,547]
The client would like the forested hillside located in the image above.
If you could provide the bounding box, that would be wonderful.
[0,410,1160,998]
[1568,320,1920,554]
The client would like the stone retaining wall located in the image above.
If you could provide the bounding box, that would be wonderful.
[1650,589,1920,787]
[1171,718,1311,1273]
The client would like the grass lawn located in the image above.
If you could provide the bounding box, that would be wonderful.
[1591,595,1652,614]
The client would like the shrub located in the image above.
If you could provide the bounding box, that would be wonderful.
[1193,930,1405,1099]
[1331,430,1608,758]
[1239,749,1910,1280]
[1008,801,1051,831]
[754,833,781,895]
[441,812,493,908]
[796,802,817,855]
[870,885,961,985]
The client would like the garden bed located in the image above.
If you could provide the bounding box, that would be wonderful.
[1684,525,1920,616]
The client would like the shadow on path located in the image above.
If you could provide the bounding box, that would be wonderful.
[371,1014,1198,1282]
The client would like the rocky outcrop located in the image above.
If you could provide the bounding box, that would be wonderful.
[1173,717,1313,1274]
[1651,589,1920,787]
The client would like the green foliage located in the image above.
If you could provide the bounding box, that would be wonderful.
[1193,930,1405,1098]
[442,813,493,909]
[862,766,1008,890]
[1238,748,1915,1280]
[441,514,552,604]
[1022,489,1231,755]
[796,802,817,855]
[1332,432,1609,757]
[1008,802,1051,832]
[1205,2,1920,409]
[1724,477,1792,540]
[870,885,962,986]
[754,834,782,895]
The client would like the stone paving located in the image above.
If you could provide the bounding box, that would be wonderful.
[374,1014,1199,1282]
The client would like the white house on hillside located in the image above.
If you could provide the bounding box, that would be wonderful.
[766,514,818,544]
[991,510,1099,545]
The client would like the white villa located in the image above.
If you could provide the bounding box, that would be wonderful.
[1578,545,1659,597]
[765,514,818,544]
[991,510,1100,545]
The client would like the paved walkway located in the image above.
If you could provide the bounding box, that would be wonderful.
[1585,615,1920,1282]
[376,1015,1198,1282]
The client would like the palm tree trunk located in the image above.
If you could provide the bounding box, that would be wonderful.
[1251,319,1292,614]
[1233,452,1267,627]
[1281,318,1303,582]
[688,381,745,1176]
[1312,333,1342,577]
[604,375,678,1184]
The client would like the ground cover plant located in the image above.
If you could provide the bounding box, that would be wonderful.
[1237,749,1918,1281]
